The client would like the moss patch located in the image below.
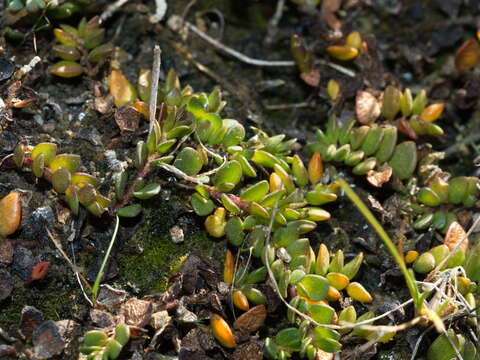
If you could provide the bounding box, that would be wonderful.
[0,280,79,330]
[118,205,220,294]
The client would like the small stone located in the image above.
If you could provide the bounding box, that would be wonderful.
[170,225,184,243]
[123,297,153,327]
[19,306,44,339]
[150,311,171,330]
[0,131,19,152]
[176,303,198,324]
[0,270,13,301]
[33,321,65,358]
[41,123,56,134]
[96,284,127,311]
[0,58,15,81]
[0,240,14,264]
[90,308,115,328]
[24,206,55,244]
[12,246,34,281]
[33,114,44,126]
[55,320,81,358]
[74,127,103,146]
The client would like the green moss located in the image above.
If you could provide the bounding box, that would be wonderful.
[118,207,220,294]
[0,281,78,330]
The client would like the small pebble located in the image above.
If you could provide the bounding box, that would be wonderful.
[33,321,65,358]
[170,225,184,243]
[0,269,13,301]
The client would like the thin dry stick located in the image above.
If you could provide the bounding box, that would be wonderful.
[100,0,130,23]
[264,101,313,110]
[46,228,93,307]
[444,133,480,158]
[265,0,285,44]
[172,16,357,77]
[149,45,162,133]
[317,59,356,78]
[182,19,295,67]
[155,162,207,184]
[168,40,258,115]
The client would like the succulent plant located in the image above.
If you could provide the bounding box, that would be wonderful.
[12,142,110,216]
[49,17,114,78]
[427,329,478,360]
[8,46,478,357]
[5,0,93,19]
[326,31,363,61]
[79,324,130,360]
[455,33,480,71]
[309,115,418,182]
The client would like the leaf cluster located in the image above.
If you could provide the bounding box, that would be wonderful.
[49,17,113,78]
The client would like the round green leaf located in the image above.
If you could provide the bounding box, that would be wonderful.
[388,141,417,180]
[133,183,161,200]
[213,160,242,190]
[173,147,203,176]
[296,274,329,302]
[191,193,215,216]
[117,204,142,218]
[275,328,302,351]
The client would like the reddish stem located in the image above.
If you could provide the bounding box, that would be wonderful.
[208,189,250,212]
[112,155,156,212]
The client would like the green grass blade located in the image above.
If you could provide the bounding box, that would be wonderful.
[92,214,120,304]
[337,177,420,309]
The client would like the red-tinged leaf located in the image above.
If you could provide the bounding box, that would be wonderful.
[396,118,417,139]
[30,261,50,281]
[455,38,480,71]
[109,70,137,107]
[300,70,321,87]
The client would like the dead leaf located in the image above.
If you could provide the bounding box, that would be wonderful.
[232,341,263,360]
[321,0,342,12]
[95,94,114,115]
[455,38,480,71]
[316,348,334,360]
[355,91,381,124]
[366,166,392,187]
[444,221,468,252]
[233,305,266,333]
[300,70,321,87]
[115,106,141,134]
[321,0,342,30]
[123,297,153,327]
[26,261,50,287]
[396,118,417,139]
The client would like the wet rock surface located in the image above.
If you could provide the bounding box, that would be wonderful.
[19,306,44,339]
[11,246,34,281]
[32,320,65,358]
[24,206,55,244]
[0,269,13,301]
